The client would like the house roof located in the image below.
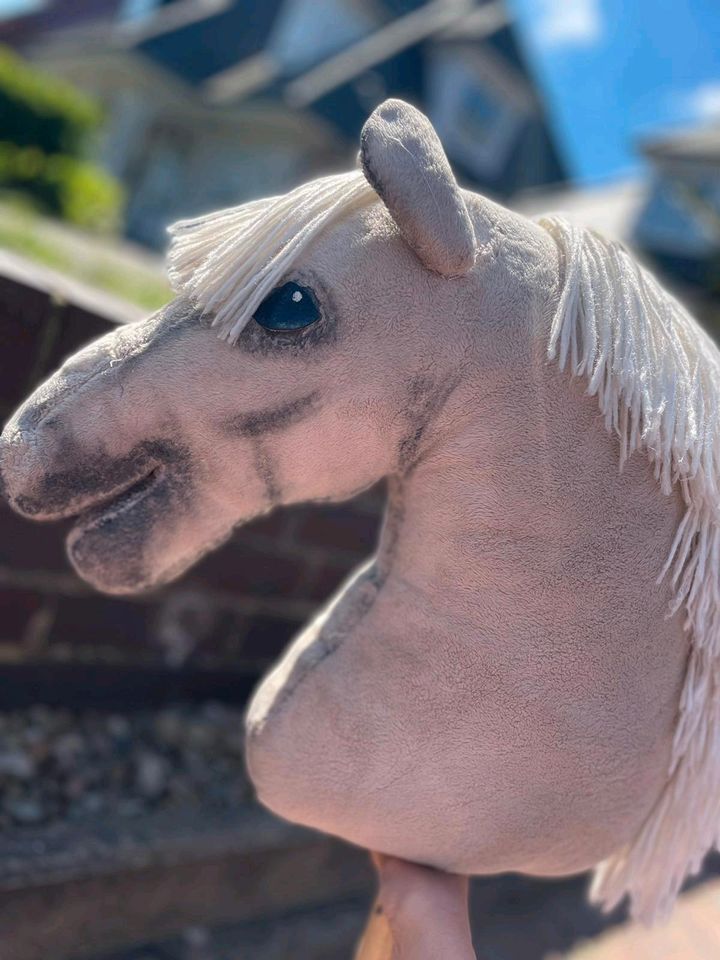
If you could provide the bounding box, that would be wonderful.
[19,0,281,84]
[283,0,502,108]
[27,0,508,99]
[22,0,569,194]
[641,126,720,169]
[513,179,646,246]
[205,0,496,107]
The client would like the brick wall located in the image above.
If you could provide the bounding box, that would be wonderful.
[0,253,384,706]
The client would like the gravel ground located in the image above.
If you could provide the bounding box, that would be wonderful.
[0,703,251,829]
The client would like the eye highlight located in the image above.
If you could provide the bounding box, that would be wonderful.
[253,281,320,331]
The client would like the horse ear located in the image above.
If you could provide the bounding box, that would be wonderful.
[359,99,483,277]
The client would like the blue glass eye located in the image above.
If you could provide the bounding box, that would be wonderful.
[253,282,320,331]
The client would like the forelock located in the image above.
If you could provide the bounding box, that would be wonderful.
[166,170,376,344]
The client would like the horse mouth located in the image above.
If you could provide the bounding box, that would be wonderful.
[69,467,164,533]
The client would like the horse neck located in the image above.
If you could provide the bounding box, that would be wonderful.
[375,359,683,620]
[377,373,555,605]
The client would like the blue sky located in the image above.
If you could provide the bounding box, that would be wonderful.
[510,0,720,182]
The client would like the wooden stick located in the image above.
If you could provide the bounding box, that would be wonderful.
[354,899,394,960]
[353,853,476,959]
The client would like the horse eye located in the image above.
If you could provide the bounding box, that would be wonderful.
[253,282,320,331]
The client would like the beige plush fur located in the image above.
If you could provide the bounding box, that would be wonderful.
[1,99,715,923]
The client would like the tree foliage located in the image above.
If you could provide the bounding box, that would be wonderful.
[0,46,122,230]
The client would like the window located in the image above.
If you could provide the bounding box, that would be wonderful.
[636,171,720,257]
[427,45,533,179]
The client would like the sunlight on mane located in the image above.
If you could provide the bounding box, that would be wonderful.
[543,216,720,922]
[167,170,376,343]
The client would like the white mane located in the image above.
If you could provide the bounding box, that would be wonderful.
[167,170,375,343]
[543,216,720,922]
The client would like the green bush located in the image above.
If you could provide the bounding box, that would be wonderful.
[0,143,123,231]
[0,46,101,155]
[0,47,123,232]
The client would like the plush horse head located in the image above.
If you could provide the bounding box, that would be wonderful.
[2,99,719,924]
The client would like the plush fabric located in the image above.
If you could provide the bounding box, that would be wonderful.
[359,99,480,276]
[1,98,717,923]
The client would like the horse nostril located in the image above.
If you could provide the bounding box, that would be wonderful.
[0,420,54,513]
[0,428,18,505]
